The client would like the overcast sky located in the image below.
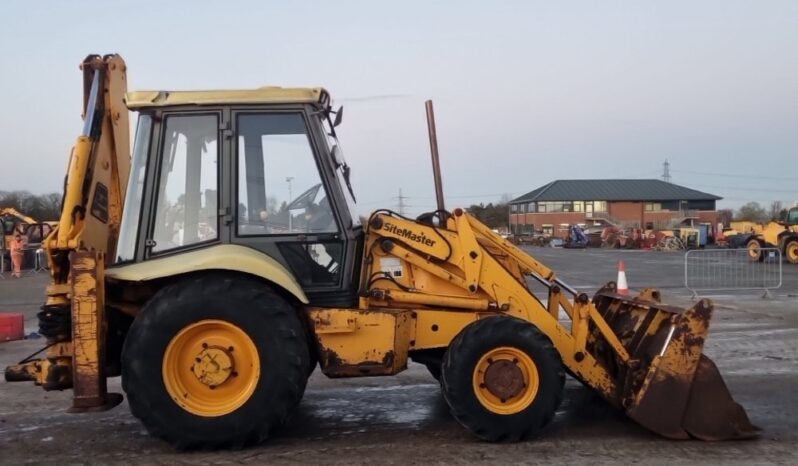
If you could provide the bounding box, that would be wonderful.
[0,0,795,215]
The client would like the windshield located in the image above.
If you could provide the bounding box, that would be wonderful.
[788,208,798,225]
[116,114,152,262]
[320,115,359,227]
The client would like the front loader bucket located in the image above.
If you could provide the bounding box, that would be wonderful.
[590,285,757,440]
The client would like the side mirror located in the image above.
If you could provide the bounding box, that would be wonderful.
[332,106,343,127]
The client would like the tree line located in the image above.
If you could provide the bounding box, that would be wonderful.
[718,200,793,225]
[0,191,62,221]
[467,202,509,229]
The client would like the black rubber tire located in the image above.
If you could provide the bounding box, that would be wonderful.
[121,272,309,449]
[426,361,442,381]
[747,239,764,262]
[441,316,564,442]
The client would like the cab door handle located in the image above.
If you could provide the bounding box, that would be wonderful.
[219,207,233,225]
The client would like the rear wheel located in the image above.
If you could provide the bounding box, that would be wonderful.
[786,240,798,264]
[747,239,764,262]
[122,273,309,449]
[441,317,564,442]
[425,362,442,381]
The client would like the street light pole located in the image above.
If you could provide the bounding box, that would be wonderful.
[286,176,294,231]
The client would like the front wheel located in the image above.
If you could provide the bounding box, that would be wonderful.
[122,273,309,449]
[441,317,564,442]
[747,239,764,262]
[786,240,798,264]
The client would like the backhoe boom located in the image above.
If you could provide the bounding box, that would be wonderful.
[5,54,130,412]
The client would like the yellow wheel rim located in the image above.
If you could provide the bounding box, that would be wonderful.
[162,319,260,417]
[787,243,798,262]
[472,346,539,415]
[747,242,760,259]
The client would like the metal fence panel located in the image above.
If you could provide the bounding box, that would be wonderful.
[685,248,782,297]
[0,247,47,278]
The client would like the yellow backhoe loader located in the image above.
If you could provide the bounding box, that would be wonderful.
[5,54,755,449]
[746,207,798,264]
[1,207,37,245]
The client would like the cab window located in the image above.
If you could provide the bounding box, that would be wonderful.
[236,113,337,236]
[151,114,219,254]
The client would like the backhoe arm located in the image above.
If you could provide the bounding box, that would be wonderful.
[5,54,130,412]
[0,208,37,225]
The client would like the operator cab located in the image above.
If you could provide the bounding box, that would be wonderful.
[784,207,798,226]
[116,88,362,306]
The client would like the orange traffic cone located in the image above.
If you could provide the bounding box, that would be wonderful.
[617,260,629,296]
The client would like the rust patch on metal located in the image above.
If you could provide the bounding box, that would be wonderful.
[587,287,753,440]
[319,348,399,378]
[483,359,525,400]
[682,355,758,440]
[626,366,692,439]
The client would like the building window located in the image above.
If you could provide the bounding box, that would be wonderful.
[592,201,607,212]
[542,224,553,235]
[511,204,518,213]
[537,201,573,213]
[573,201,583,212]
[686,200,715,211]
[644,202,662,211]
[527,202,535,213]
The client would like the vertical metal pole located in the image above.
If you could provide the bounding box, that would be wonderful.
[425,100,445,212]
[286,176,294,231]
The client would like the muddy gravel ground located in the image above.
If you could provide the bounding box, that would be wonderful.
[0,248,796,465]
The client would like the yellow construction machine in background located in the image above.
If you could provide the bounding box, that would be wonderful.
[5,54,756,449]
[745,207,798,264]
[1,208,57,269]
[1,208,37,246]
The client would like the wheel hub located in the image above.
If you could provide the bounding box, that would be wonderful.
[483,359,525,400]
[473,346,540,414]
[163,319,260,417]
[192,346,235,387]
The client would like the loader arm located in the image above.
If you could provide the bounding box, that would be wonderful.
[5,54,130,412]
[348,208,755,440]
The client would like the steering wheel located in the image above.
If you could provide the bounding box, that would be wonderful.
[308,197,335,232]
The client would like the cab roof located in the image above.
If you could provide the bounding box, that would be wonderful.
[125,87,329,109]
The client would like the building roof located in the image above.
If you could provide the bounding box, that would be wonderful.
[125,87,329,109]
[510,179,721,204]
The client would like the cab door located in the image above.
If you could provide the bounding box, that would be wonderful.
[144,111,225,258]
[231,109,359,306]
